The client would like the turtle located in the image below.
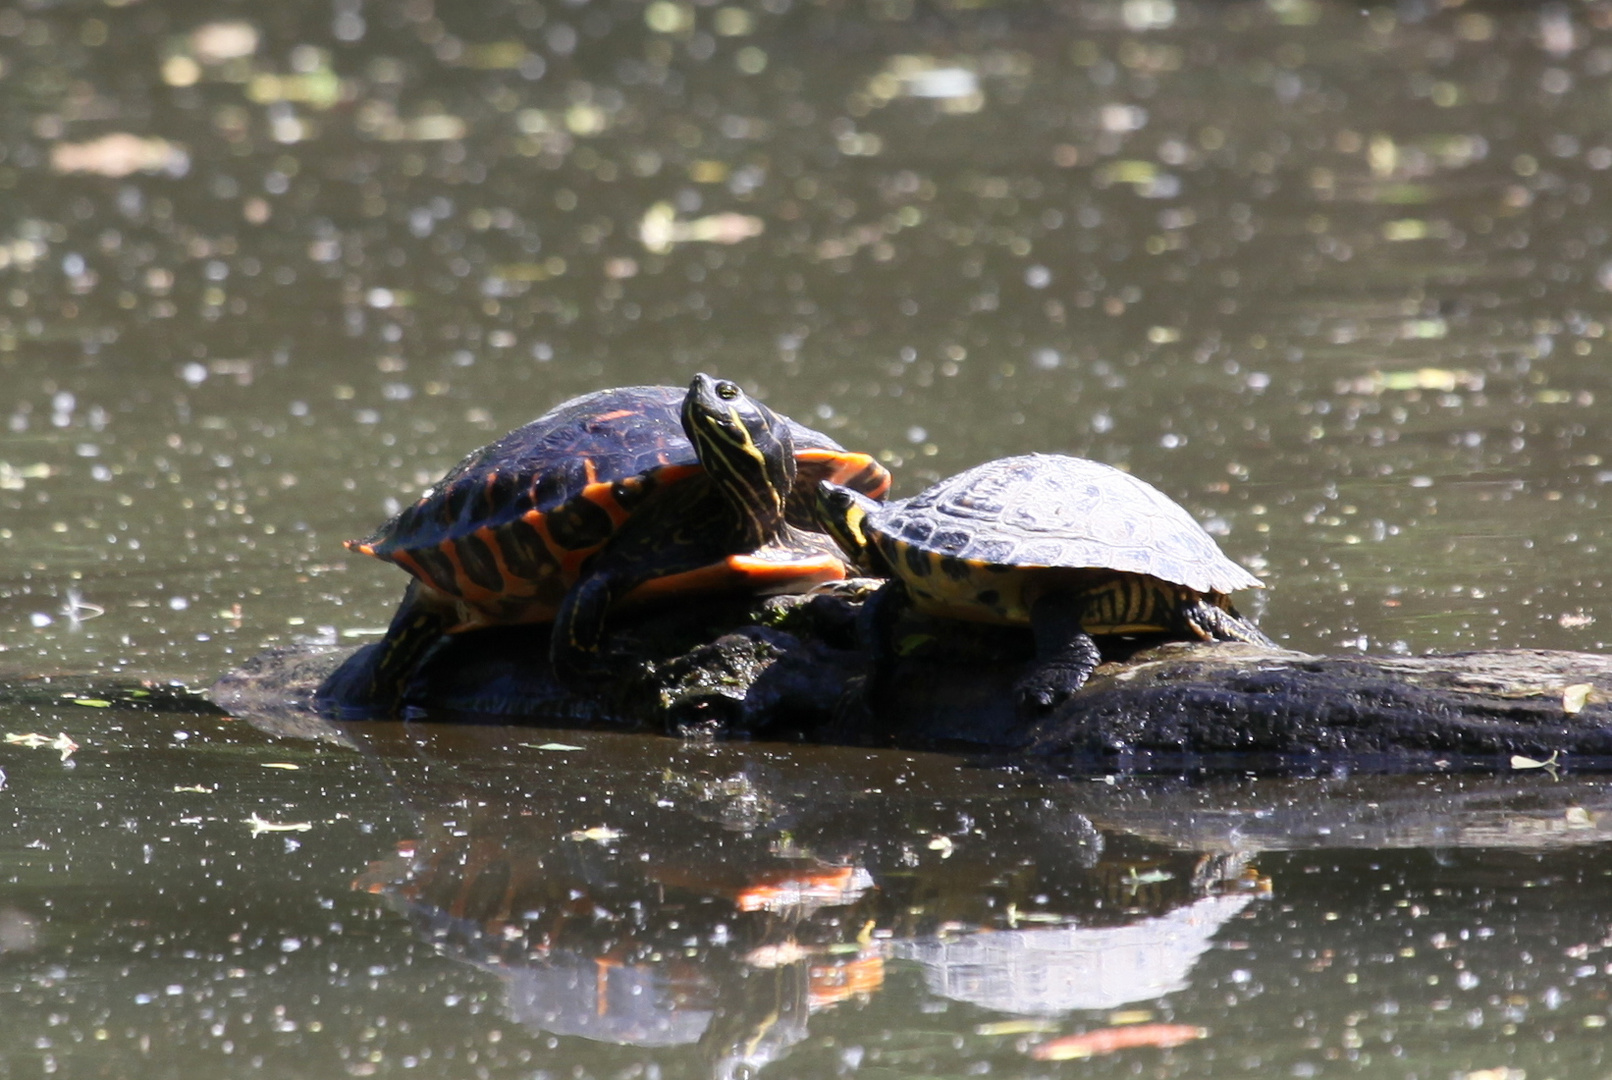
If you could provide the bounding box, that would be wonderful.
[811,453,1274,711]
[344,375,889,710]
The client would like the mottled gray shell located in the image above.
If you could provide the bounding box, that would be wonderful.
[870,453,1262,595]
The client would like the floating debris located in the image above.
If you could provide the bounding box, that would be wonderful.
[50,134,190,178]
[173,785,214,793]
[0,462,52,491]
[244,815,313,835]
[1563,684,1594,714]
[1030,1023,1208,1061]
[1336,368,1483,395]
[565,825,624,843]
[246,71,346,110]
[261,762,301,770]
[1460,1068,1525,1080]
[189,21,259,63]
[5,732,78,761]
[519,742,583,752]
[863,55,986,113]
[456,42,529,70]
[736,866,874,914]
[976,1018,1061,1037]
[1511,750,1562,771]
[639,202,764,254]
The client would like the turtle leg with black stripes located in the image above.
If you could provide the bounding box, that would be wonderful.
[1015,591,1105,715]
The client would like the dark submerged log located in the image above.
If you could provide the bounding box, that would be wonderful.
[204,588,1612,771]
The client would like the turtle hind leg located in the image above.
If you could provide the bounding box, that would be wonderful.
[328,580,455,715]
[1185,596,1278,648]
[1016,592,1104,714]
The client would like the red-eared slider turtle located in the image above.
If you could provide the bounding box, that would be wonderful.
[812,453,1273,710]
[345,376,889,710]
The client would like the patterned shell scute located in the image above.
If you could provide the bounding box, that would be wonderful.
[879,454,1262,595]
[360,385,868,557]
[360,386,692,555]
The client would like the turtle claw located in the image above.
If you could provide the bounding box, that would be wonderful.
[1012,672,1081,716]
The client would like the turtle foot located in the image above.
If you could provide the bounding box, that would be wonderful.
[1012,671,1085,716]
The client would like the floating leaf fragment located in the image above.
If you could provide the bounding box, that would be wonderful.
[1338,368,1483,395]
[1031,1023,1209,1061]
[0,462,53,491]
[5,732,78,760]
[72,699,112,708]
[1127,867,1175,886]
[566,825,624,843]
[189,21,260,63]
[519,742,583,752]
[261,762,301,770]
[1100,160,1159,186]
[1511,750,1561,771]
[246,71,345,109]
[976,1018,1061,1036]
[458,41,529,70]
[1562,683,1593,714]
[173,785,214,793]
[245,815,313,835]
[50,134,190,178]
[639,202,764,254]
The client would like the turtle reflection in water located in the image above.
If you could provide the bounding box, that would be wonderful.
[813,453,1274,711]
[340,375,889,713]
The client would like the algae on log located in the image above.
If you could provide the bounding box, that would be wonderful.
[205,589,1612,769]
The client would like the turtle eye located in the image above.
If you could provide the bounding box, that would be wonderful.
[715,380,740,401]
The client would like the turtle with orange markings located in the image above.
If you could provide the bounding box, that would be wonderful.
[345,375,890,711]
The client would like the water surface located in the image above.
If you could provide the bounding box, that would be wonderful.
[2,0,1612,1075]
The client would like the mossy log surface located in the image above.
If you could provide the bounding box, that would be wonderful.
[196,588,1612,772]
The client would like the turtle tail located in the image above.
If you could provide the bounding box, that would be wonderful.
[1187,596,1277,649]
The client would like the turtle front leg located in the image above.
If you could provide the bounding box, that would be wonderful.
[849,578,909,712]
[548,573,624,686]
[1016,591,1103,713]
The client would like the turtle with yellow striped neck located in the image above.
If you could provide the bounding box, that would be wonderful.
[812,453,1273,712]
[346,374,889,711]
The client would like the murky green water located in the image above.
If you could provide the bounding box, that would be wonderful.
[3,0,1612,1075]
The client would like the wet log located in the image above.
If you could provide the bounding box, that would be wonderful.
[1025,643,1612,768]
[203,588,1612,770]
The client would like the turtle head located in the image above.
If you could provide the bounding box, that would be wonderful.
[811,481,885,576]
[683,374,795,545]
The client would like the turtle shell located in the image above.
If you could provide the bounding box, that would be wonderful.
[869,453,1261,598]
[347,385,888,614]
